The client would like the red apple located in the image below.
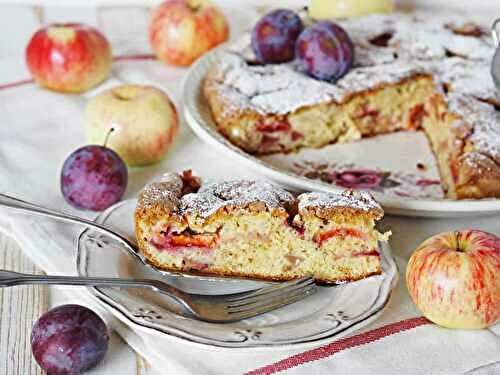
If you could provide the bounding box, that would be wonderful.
[26,23,112,93]
[406,230,500,329]
[149,0,229,67]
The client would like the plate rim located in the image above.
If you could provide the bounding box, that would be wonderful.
[76,199,399,349]
[181,49,500,217]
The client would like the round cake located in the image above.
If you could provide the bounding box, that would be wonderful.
[204,12,500,199]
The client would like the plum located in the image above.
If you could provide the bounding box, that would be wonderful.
[251,9,303,64]
[61,145,127,211]
[31,304,109,375]
[296,21,355,82]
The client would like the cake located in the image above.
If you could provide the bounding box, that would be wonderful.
[203,13,500,199]
[134,171,390,283]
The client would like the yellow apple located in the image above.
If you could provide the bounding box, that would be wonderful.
[309,0,394,19]
[84,85,178,166]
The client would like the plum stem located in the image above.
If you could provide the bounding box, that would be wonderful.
[103,128,115,148]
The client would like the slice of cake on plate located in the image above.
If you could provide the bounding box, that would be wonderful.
[135,171,390,283]
[203,12,500,199]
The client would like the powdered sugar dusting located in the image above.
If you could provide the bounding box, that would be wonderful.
[211,12,496,115]
[447,94,500,165]
[298,190,383,217]
[180,179,295,219]
[137,173,183,212]
[209,12,499,164]
[212,53,426,115]
[139,173,385,222]
[432,58,499,101]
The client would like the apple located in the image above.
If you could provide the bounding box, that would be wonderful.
[309,0,394,19]
[406,230,500,329]
[149,0,229,67]
[84,84,178,166]
[26,23,112,93]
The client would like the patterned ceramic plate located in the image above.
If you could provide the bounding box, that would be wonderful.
[182,50,500,218]
[77,199,398,348]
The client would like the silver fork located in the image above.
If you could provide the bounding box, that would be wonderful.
[0,270,317,322]
[0,193,146,267]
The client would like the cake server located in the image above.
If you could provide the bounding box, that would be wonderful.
[0,270,316,323]
[491,19,500,90]
[0,192,308,282]
[0,192,252,283]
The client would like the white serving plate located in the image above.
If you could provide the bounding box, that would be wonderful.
[77,199,398,348]
[182,50,500,218]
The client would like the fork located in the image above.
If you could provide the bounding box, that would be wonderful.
[0,193,146,267]
[0,270,317,322]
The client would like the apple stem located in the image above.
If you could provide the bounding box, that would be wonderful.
[187,0,201,11]
[455,231,465,252]
[103,128,115,148]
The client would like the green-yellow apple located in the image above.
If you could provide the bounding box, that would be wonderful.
[84,85,178,166]
[26,23,112,93]
[149,0,229,66]
[406,230,500,329]
[309,0,394,19]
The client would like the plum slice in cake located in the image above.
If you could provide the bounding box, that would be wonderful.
[135,171,390,283]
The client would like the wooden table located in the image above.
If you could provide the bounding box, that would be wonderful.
[0,232,153,375]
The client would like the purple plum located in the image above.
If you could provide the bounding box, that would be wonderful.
[31,304,109,375]
[61,145,127,211]
[296,21,355,82]
[251,9,303,64]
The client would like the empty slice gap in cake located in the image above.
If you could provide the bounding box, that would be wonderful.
[135,170,390,283]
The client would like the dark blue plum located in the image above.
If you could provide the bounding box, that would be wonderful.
[296,21,355,82]
[251,9,303,64]
[61,145,127,211]
[31,304,109,375]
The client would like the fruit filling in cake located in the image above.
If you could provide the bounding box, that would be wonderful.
[204,11,500,199]
[135,171,390,283]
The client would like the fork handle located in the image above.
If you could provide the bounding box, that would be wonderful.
[0,193,139,259]
[0,193,102,230]
[0,270,190,309]
[0,271,153,289]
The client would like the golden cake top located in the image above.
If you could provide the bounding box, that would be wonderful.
[136,171,384,224]
[137,171,296,220]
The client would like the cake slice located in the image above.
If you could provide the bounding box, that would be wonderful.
[135,171,390,283]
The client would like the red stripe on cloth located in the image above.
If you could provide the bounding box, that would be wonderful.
[245,316,431,375]
[0,54,156,92]
[112,53,157,61]
[0,79,34,91]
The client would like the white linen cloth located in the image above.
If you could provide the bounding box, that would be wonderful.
[0,3,500,374]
